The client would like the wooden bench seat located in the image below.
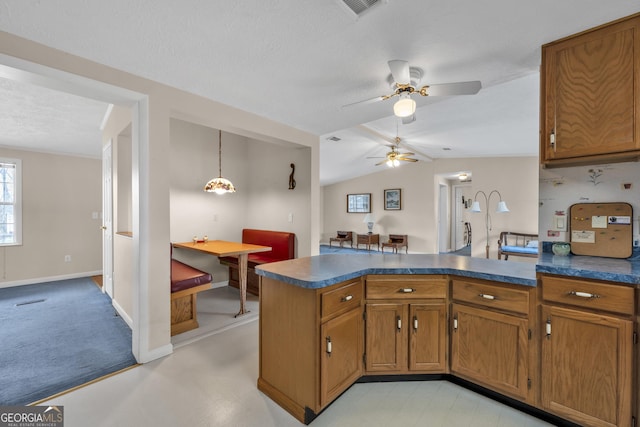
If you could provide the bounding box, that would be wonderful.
[497,231,538,260]
[219,229,295,296]
[170,259,212,336]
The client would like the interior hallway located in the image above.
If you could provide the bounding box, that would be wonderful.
[42,297,552,427]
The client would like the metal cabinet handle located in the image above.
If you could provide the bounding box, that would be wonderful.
[479,293,496,300]
[545,318,551,340]
[400,288,415,293]
[326,336,332,354]
[413,316,418,331]
[397,316,402,331]
[341,295,353,302]
[569,290,600,299]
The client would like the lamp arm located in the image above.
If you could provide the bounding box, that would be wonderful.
[473,189,506,259]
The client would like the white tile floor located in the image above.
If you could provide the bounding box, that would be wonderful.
[42,287,554,427]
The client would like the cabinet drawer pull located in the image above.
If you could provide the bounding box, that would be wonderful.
[545,318,551,340]
[479,293,496,300]
[569,290,600,299]
[453,315,458,331]
[413,316,418,331]
[341,295,353,302]
[400,288,415,293]
[397,316,402,331]
[326,336,332,354]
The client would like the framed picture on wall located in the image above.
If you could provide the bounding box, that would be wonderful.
[347,193,371,213]
[384,189,401,210]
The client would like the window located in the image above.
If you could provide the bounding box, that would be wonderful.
[0,158,21,246]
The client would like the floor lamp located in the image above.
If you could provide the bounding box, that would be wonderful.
[470,190,509,258]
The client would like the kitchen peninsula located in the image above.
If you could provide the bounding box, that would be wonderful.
[256,252,639,427]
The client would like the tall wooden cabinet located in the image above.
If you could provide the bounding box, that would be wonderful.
[364,275,448,374]
[540,13,640,167]
[258,276,363,424]
[450,278,536,402]
[540,275,635,427]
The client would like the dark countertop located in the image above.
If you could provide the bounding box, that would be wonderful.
[256,254,537,289]
[256,251,640,289]
[536,252,640,285]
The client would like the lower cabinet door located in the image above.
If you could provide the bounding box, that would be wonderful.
[409,303,447,372]
[365,303,406,372]
[541,305,634,427]
[320,307,363,408]
[451,303,529,400]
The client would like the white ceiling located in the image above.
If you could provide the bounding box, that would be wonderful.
[0,1,638,184]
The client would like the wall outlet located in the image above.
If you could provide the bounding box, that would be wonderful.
[64,255,71,262]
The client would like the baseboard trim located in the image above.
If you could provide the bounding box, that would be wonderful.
[0,271,103,289]
[210,280,228,289]
[136,343,173,364]
[111,299,133,329]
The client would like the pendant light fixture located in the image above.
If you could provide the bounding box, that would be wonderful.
[204,129,236,194]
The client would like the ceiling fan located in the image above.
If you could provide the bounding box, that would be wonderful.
[367,136,419,167]
[344,60,482,121]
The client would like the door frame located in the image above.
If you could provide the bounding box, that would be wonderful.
[102,140,114,297]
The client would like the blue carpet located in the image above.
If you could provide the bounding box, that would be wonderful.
[320,244,381,254]
[0,277,137,405]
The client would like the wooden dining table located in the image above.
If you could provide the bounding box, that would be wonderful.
[172,240,272,316]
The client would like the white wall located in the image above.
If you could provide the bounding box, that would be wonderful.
[245,140,312,257]
[0,147,102,286]
[322,156,539,259]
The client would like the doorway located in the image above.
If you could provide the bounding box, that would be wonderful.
[0,54,147,362]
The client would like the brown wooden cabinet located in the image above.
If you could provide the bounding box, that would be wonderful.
[540,13,640,167]
[320,306,362,407]
[259,269,637,426]
[540,275,635,427]
[450,278,535,402]
[258,276,363,423]
[364,275,448,374]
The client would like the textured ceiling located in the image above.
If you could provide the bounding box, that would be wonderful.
[0,1,638,184]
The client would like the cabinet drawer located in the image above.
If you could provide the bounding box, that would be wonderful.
[321,280,362,319]
[541,276,634,316]
[452,279,530,315]
[366,276,447,300]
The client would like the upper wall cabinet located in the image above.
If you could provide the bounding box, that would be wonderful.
[540,13,640,167]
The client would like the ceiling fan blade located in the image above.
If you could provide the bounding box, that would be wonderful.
[397,152,416,157]
[400,158,419,162]
[341,95,387,109]
[420,80,482,96]
[366,156,386,159]
[388,60,410,85]
[374,159,388,166]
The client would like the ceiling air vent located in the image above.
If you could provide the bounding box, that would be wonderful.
[340,0,383,17]
[326,136,341,142]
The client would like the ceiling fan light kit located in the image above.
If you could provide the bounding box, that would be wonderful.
[393,92,416,117]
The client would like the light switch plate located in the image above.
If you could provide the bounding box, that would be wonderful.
[553,214,567,231]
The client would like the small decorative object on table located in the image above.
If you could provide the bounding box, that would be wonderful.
[552,242,571,256]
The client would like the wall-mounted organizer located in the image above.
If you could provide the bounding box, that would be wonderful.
[569,202,633,258]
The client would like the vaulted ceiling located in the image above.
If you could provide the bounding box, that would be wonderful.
[0,1,638,184]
